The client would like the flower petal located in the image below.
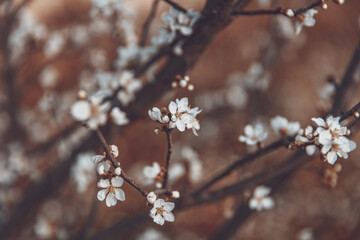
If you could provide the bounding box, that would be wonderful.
[115,188,126,201]
[111,176,124,187]
[97,189,108,201]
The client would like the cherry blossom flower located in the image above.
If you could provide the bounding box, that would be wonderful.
[97,176,125,207]
[150,199,175,225]
[295,9,318,35]
[239,123,268,145]
[249,185,275,211]
[312,116,356,164]
[168,97,201,135]
[162,7,201,37]
[70,93,111,130]
[271,116,300,137]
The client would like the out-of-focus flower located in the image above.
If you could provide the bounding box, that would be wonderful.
[249,186,275,211]
[97,176,125,207]
[71,153,96,193]
[239,123,268,145]
[295,9,318,35]
[110,107,129,126]
[162,7,201,37]
[143,162,163,187]
[70,93,111,130]
[150,199,175,225]
[271,116,300,137]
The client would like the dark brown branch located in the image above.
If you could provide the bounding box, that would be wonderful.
[95,129,148,197]
[331,42,360,115]
[190,138,286,197]
[139,0,160,47]
[162,129,173,189]
[232,8,284,16]
[163,0,187,13]
[232,0,323,17]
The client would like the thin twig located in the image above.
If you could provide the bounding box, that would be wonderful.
[331,42,360,115]
[163,0,187,13]
[139,0,160,47]
[162,129,173,189]
[232,0,323,17]
[95,129,148,197]
[190,138,286,197]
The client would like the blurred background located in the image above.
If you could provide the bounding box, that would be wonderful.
[0,0,360,239]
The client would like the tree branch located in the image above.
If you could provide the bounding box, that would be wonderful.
[162,129,173,189]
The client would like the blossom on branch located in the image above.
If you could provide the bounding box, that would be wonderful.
[239,123,268,146]
[148,97,202,136]
[150,199,175,225]
[97,176,126,207]
[295,9,318,35]
[312,116,356,164]
[70,93,111,130]
[249,185,275,211]
[271,116,300,137]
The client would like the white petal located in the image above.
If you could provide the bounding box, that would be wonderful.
[311,117,326,127]
[115,188,125,201]
[71,101,91,121]
[176,119,186,132]
[97,189,108,201]
[168,102,177,114]
[97,179,110,188]
[262,197,275,209]
[111,145,119,157]
[111,176,124,187]
[164,202,175,212]
[254,186,271,197]
[163,212,175,222]
[153,214,165,225]
[154,199,165,208]
[327,151,337,165]
[249,199,258,210]
[106,192,117,207]
[306,145,317,156]
[244,125,254,137]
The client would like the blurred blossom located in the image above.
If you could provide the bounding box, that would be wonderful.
[249,186,275,211]
[271,116,301,137]
[296,9,318,35]
[71,152,96,193]
[239,123,268,146]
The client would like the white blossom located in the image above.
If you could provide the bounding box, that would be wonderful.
[295,9,318,35]
[312,116,356,164]
[239,123,268,145]
[115,167,122,176]
[162,7,201,37]
[97,176,125,207]
[150,199,175,225]
[271,116,300,137]
[97,161,110,175]
[71,153,96,193]
[111,107,129,126]
[34,217,53,239]
[143,162,161,186]
[70,93,111,129]
[249,185,275,211]
[168,97,201,135]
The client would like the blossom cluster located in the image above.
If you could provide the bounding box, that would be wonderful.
[92,145,126,207]
[148,97,201,135]
[296,116,356,165]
